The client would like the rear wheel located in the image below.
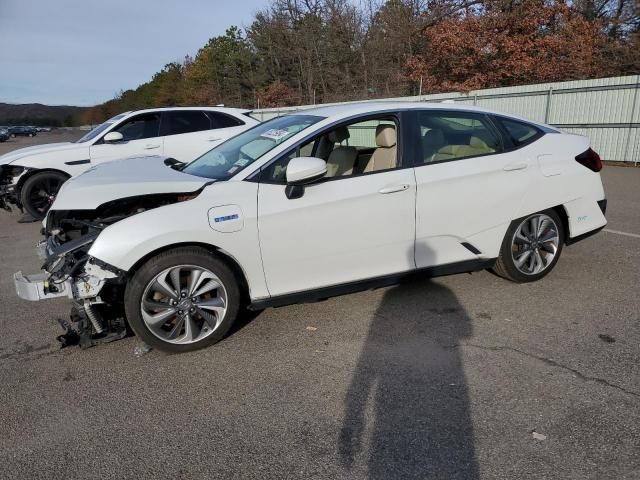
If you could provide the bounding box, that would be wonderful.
[20,170,69,219]
[493,210,564,283]
[125,247,241,353]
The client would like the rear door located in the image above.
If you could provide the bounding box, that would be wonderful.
[412,109,532,266]
[90,112,163,163]
[161,110,248,162]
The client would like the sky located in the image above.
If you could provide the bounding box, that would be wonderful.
[0,0,269,106]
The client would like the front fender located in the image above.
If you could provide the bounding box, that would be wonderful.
[8,146,92,177]
[87,181,269,300]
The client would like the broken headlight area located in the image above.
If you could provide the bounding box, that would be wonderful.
[45,190,200,243]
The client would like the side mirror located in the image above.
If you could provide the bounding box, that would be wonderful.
[103,131,124,143]
[286,157,327,185]
[284,157,327,200]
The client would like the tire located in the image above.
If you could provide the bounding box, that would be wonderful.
[493,209,564,283]
[20,170,69,220]
[125,247,241,353]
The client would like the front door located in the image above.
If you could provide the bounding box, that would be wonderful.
[257,114,416,297]
[90,112,164,163]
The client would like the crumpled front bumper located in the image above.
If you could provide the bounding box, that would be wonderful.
[14,271,73,301]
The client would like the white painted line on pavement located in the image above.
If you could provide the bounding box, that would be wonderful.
[604,229,640,239]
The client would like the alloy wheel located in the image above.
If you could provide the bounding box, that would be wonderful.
[141,264,228,345]
[511,214,560,275]
[27,177,64,214]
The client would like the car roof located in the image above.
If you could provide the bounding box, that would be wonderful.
[288,101,556,132]
[125,106,252,116]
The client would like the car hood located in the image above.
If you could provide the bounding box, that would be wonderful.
[51,155,213,210]
[0,142,83,166]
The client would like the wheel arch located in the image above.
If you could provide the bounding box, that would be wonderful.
[16,167,71,191]
[551,204,570,244]
[125,242,251,301]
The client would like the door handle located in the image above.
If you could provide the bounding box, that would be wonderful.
[379,183,410,194]
[208,137,222,142]
[503,162,528,171]
[144,144,160,150]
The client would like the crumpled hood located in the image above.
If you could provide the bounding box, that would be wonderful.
[0,142,82,166]
[51,155,213,210]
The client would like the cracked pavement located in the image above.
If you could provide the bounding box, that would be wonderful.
[0,136,638,480]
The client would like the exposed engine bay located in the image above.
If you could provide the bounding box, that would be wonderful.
[17,191,199,348]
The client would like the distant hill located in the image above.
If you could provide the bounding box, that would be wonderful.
[0,103,90,127]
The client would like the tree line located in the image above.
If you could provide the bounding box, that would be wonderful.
[81,0,639,124]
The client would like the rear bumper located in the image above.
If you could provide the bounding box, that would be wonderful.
[14,271,73,301]
[566,198,607,245]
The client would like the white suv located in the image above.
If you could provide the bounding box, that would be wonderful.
[0,107,258,219]
[14,102,607,352]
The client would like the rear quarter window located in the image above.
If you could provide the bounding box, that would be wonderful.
[496,117,543,147]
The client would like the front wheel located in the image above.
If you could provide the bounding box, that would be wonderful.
[493,210,564,283]
[20,170,69,220]
[125,247,241,353]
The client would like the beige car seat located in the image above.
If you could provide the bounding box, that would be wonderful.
[363,124,397,173]
[325,127,357,177]
[422,129,446,163]
[432,136,495,162]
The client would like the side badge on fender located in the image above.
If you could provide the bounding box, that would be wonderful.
[208,205,244,233]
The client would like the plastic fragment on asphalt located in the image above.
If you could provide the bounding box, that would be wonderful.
[531,431,547,441]
[133,343,153,357]
[306,326,317,331]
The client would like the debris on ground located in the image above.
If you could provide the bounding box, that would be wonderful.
[531,431,547,441]
[598,333,616,343]
[306,326,317,331]
[133,343,153,357]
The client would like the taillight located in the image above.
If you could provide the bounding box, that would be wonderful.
[575,148,602,172]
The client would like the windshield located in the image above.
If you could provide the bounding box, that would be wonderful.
[182,114,323,180]
[76,113,129,143]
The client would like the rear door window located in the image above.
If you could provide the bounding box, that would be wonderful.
[162,110,212,136]
[418,111,502,164]
[206,112,244,129]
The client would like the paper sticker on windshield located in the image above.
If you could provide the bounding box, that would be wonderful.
[260,129,290,141]
[235,158,250,167]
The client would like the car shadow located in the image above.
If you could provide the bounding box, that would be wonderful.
[338,251,479,478]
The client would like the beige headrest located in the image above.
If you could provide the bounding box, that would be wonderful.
[469,136,488,148]
[328,127,350,144]
[423,129,445,146]
[376,125,396,148]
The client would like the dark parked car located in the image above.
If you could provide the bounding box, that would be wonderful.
[0,128,9,142]
[9,126,37,137]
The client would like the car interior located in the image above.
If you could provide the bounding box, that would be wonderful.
[263,118,399,183]
[419,114,501,163]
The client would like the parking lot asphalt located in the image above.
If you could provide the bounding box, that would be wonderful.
[0,135,638,479]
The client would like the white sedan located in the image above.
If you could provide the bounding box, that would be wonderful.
[0,107,258,219]
[15,102,607,352]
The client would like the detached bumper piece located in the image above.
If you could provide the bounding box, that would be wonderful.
[0,184,14,212]
[57,305,127,349]
[14,271,73,301]
[15,266,128,349]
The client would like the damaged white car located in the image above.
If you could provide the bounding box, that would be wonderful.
[0,107,257,220]
[14,102,607,352]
